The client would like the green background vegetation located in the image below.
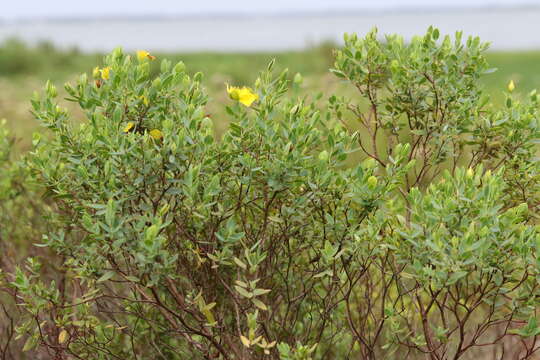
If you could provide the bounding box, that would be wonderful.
[1,38,540,152]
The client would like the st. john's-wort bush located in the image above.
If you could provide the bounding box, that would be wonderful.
[1,28,540,359]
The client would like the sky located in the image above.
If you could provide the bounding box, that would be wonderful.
[2,0,540,19]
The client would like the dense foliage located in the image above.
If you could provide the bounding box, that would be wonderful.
[1,28,539,359]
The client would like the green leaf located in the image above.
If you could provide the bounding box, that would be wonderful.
[233,257,247,270]
[105,199,115,226]
[97,271,115,283]
[235,280,248,288]
[22,336,38,352]
[329,69,347,79]
[234,286,253,298]
[252,298,268,311]
[252,288,271,296]
[447,270,468,285]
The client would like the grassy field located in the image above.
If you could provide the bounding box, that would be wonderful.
[1,38,540,152]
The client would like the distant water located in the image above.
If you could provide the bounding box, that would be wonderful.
[1,8,540,52]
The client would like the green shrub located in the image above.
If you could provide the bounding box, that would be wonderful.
[3,28,540,359]
[0,119,51,359]
[0,120,47,253]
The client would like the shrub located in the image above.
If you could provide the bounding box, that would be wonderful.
[0,120,51,358]
[0,120,51,258]
[3,28,540,359]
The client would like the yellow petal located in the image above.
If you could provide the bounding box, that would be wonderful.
[92,66,100,78]
[137,50,156,61]
[237,87,258,107]
[508,80,515,92]
[123,122,135,133]
[149,129,163,140]
[100,66,111,80]
[139,95,149,106]
[137,50,149,61]
[58,329,68,344]
[226,84,258,106]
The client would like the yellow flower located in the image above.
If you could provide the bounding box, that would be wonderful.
[139,95,149,106]
[137,50,156,62]
[123,122,135,133]
[226,84,258,107]
[100,66,111,80]
[149,129,163,140]
[508,80,515,92]
[92,66,100,78]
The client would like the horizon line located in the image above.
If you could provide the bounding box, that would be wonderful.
[1,3,540,24]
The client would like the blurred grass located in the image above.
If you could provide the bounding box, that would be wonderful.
[0,38,539,152]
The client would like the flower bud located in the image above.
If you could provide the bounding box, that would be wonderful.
[507,80,515,92]
[174,61,186,74]
[201,117,213,129]
[367,175,378,188]
[149,129,164,141]
[79,73,88,85]
[363,158,376,169]
[318,150,329,161]
[46,81,57,98]
[293,73,303,85]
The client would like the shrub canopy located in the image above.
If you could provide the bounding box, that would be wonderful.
[1,28,539,359]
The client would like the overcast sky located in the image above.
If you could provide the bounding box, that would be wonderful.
[2,0,540,19]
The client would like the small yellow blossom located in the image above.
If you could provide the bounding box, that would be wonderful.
[100,66,111,80]
[226,84,259,107]
[139,95,149,106]
[92,66,100,78]
[149,129,163,140]
[508,80,515,92]
[123,122,135,133]
[137,50,156,62]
